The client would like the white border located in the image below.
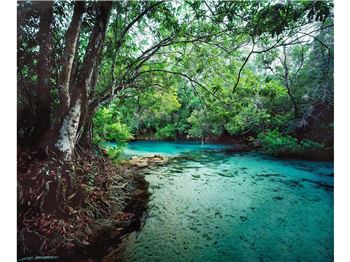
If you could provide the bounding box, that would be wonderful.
[334,0,350,261]
[0,1,17,260]
[2,0,348,261]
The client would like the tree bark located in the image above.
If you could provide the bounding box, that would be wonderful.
[75,2,113,147]
[53,98,82,160]
[79,116,93,149]
[39,1,85,153]
[36,1,53,141]
[53,1,112,160]
[58,1,85,119]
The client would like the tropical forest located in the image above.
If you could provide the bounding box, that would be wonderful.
[17,1,334,261]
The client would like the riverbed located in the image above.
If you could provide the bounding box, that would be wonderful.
[109,141,334,261]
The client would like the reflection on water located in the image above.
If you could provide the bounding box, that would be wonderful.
[111,142,334,262]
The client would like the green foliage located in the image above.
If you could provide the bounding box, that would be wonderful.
[92,20,333,150]
[300,139,325,151]
[93,107,133,145]
[247,1,333,37]
[187,109,222,138]
[102,123,133,143]
[225,105,271,136]
[257,129,324,157]
[93,106,133,160]
[155,124,177,140]
[111,87,182,137]
[257,129,299,156]
[107,146,125,162]
[17,0,333,150]
[259,80,287,99]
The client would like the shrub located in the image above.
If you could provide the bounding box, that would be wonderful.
[107,146,125,162]
[93,107,133,145]
[103,122,133,142]
[300,139,324,152]
[93,106,134,161]
[257,129,324,157]
[155,124,177,140]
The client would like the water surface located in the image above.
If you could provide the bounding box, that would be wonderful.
[113,141,334,261]
[120,140,232,157]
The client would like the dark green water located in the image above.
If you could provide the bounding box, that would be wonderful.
[113,141,334,262]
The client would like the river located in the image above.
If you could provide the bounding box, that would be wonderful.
[109,141,334,261]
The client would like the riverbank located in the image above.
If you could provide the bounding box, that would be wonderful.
[17,148,167,261]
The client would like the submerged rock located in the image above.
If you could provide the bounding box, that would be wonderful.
[127,155,169,168]
[273,196,284,201]
[131,159,149,168]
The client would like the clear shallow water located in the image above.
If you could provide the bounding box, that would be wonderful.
[113,141,334,262]
[111,140,233,157]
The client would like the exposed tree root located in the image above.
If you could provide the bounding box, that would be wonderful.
[17,147,150,261]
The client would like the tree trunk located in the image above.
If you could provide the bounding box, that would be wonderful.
[282,46,299,119]
[79,117,93,149]
[287,89,299,119]
[54,98,82,160]
[39,1,85,153]
[36,1,53,141]
[58,1,85,120]
[285,76,299,119]
[53,2,112,160]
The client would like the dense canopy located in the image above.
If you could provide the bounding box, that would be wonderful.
[18,0,333,159]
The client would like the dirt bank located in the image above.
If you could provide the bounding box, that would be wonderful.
[17,148,167,261]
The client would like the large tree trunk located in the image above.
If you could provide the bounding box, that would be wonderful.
[36,1,53,142]
[58,1,85,120]
[54,98,83,160]
[53,2,112,160]
[39,1,85,153]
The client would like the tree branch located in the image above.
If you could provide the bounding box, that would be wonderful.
[232,39,255,94]
[133,69,229,105]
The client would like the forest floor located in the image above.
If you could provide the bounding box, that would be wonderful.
[17,148,157,261]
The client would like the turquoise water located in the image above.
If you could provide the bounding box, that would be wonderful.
[112,141,334,261]
[112,140,233,157]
